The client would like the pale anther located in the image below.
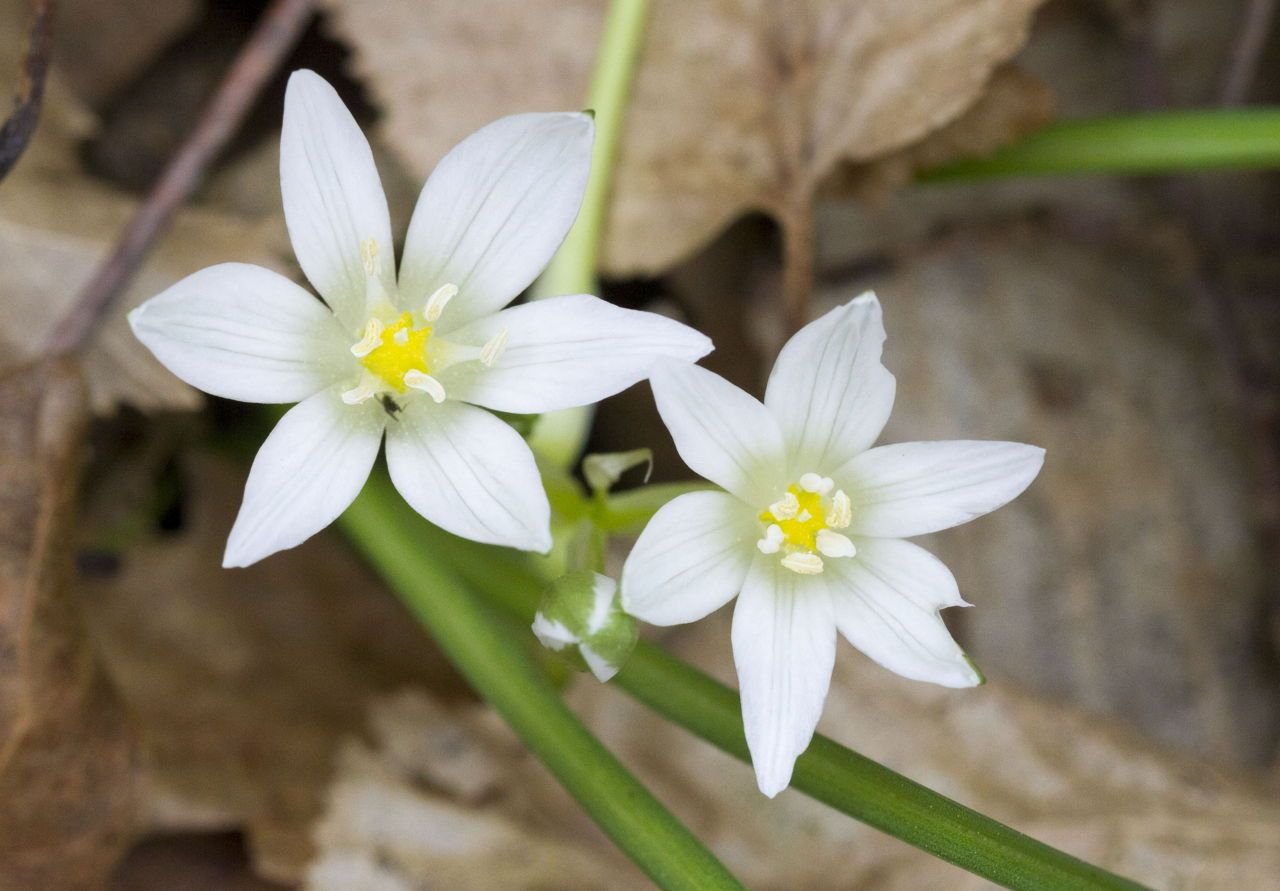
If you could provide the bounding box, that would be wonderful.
[341,379,377,405]
[350,318,385,358]
[816,529,856,559]
[826,490,852,529]
[756,523,784,555]
[796,509,812,522]
[480,329,510,367]
[768,491,800,520]
[781,552,824,575]
[423,283,458,322]
[799,473,834,495]
[360,238,381,276]
[403,370,446,403]
[393,328,410,345]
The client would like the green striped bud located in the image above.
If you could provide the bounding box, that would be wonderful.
[532,571,637,682]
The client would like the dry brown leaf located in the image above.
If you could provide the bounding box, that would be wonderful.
[0,0,290,415]
[323,0,1045,290]
[0,360,140,889]
[81,454,465,882]
[52,0,202,108]
[828,64,1055,203]
[308,691,643,890]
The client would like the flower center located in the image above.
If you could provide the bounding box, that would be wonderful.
[358,312,432,393]
[756,472,855,575]
[339,240,508,409]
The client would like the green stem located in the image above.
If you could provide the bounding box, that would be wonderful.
[924,109,1280,180]
[340,475,744,891]
[527,0,650,468]
[532,0,648,298]
[396,519,1148,891]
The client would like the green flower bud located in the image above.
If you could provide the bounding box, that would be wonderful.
[532,571,637,682]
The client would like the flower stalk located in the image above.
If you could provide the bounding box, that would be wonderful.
[386,506,1149,891]
[341,474,744,891]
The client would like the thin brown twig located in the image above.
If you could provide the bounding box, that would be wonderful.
[45,0,315,358]
[0,0,56,181]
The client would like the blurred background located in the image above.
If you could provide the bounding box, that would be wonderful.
[1,0,1278,887]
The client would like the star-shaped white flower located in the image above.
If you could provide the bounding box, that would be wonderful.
[620,293,1044,797]
[130,70,711,567]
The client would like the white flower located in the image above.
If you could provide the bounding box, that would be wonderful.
[130,70,711,567]
[620,293,1044,797]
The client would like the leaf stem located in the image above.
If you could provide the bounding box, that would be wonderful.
[924,109,1280,180]
[340,474,745,891]
[391,516,1150,891]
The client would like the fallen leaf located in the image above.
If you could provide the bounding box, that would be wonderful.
[0,0,292,415]
[81,453,466,882]
[52,0,201,109]
[828,64,1055,203]
[308,691,644,890]
[0,360,140,888]
[322,0,1045,288]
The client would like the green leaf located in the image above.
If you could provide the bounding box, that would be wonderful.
[924,109,1280,180]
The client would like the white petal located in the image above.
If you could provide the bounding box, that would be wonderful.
[398,113,593,328]
[385,400,551,552]
[620,491,755,626]
[280,70,394,332]
[650,363,787,504]
[442,295,712,413]
[764,292,895,474]
[827,538,980,688]
[224,388,384,567]
[732,556,836,797]
[840,440,1044,538]
[579,645,620,683]
[129,263,349,404]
